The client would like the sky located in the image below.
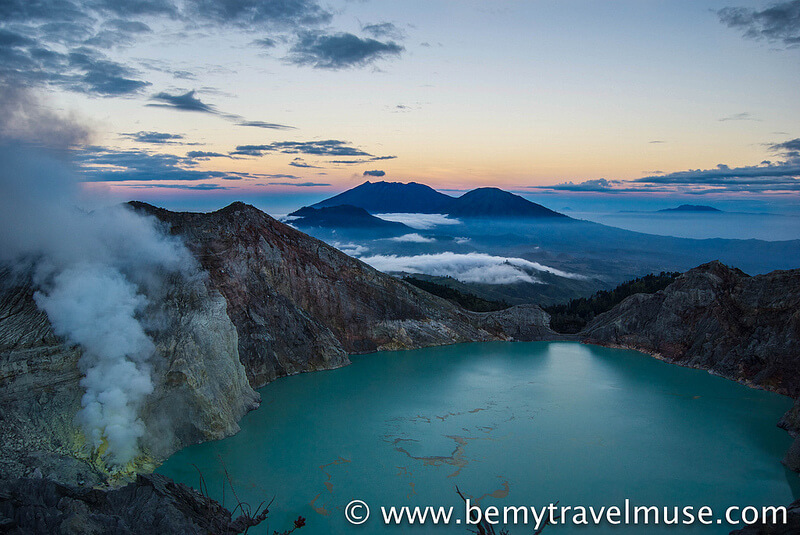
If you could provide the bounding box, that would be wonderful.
[1,0,799,214]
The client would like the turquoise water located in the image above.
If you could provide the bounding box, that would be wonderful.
[157,342,798,534]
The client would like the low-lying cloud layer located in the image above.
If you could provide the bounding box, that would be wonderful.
[375,213,462,230]
[358,252,585,285]
[388,233,435,243]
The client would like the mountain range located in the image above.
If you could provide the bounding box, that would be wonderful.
[289,205,411,230]
[657,204,722,213]
[310,181,567,218]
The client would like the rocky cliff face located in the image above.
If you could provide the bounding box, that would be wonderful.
[582,261,800,396]
[0,267,259,484]
[580,261,800,471]
[1,202,555,487]
[130,201,555,388]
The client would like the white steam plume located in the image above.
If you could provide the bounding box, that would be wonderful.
[35,265,155,463]
[0,88,195,465]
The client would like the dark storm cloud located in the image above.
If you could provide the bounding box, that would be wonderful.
[287,31,403,69]
[121,131,185,144]
[363,169,385,177]
[230,139,376,157]
[718,1,800,47]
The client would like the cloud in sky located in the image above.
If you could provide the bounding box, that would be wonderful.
[330,155,397,165]
[533,139,800,195]
[0,0,377,104]
[148,90,218,113]
[769,138,800,157]
[358,252,585,285]
[258,181,330,187]
[286,31,404,69]
[363,169,385,177]
[121,131,186,144]
[388,233,436,243]
[718,1,800,47]
[236,120,295,130]
[288,157,321,168]
[186,150,230,159]
[76,146,251,182]
[125,183,231,190]
[184,0,332,29]
[375,213,462,230]
[361,22,404,40]
[719,112,760,122]
[146,90,296,132]
[231,139,377,157]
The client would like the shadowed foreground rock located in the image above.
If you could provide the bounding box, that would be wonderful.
[0,474,272,534]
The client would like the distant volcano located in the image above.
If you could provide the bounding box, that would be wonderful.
[311,181,568,219]
[657,204,722,213]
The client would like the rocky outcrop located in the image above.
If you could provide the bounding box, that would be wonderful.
[0,267,259,483]
[0,473,275,534]
[581,261,800,397]
[477,304,562,341]
[131,201,555,387]
[580,261,800,474]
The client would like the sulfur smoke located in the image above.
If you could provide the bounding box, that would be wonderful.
[0,87,196,465]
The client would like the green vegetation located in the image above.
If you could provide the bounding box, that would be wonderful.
[403,276,510,312]
[544,271,681,334]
